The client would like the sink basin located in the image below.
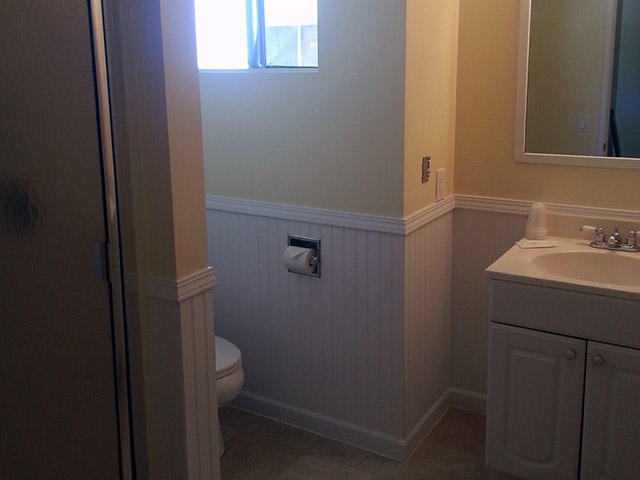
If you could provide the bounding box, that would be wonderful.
[486,238,640,300]
[487,238,640,348]
[531,251,640,287]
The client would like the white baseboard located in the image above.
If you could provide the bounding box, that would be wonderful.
[403,388,486,459]
[402,389,450,460]
[447,388,487,414]
[231,387,486,462]
[232,391,407,461]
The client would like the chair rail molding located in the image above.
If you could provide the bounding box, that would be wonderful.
[455,194,640,221]
[206,194,456,235]
[146,267,218,302]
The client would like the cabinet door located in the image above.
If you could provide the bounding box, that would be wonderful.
[486,323,586,480]
[581,342,640,480]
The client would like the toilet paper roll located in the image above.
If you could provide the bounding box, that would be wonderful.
[283,246,316,274]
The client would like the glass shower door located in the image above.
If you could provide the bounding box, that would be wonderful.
[0,1,124,478]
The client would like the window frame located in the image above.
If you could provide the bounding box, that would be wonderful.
[197,0,317,72]
[246,0,266,68]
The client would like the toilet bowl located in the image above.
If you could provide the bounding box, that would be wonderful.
[215,335,244,457]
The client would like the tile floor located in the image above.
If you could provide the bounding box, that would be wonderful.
[219,406,490,479]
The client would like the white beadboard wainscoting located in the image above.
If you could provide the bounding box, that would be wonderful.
[206,195,456,460]
[206,193,639,461]
[124,268,221,479]
[403,212,452,446]
[451,207,527,399]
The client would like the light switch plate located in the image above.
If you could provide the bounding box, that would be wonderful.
[436,168,445,202]
[577,114,589,132]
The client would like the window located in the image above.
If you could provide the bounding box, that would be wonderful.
[194,0,318,70]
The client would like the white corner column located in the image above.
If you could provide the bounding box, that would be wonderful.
[145,268,220,479]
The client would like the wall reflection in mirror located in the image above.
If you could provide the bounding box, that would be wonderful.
[526,0,640,159]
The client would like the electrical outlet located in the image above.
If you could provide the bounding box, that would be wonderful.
[435,168,445,202]
[421,156,431,183]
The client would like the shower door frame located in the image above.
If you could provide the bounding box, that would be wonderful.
[89,1,134,478]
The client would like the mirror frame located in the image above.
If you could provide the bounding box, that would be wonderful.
[515,0,640,169]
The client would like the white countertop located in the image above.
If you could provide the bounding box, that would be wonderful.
[486,237,640,301]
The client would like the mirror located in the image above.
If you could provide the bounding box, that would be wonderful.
[516,0,640,168]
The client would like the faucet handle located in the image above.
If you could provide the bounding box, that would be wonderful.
[580,225,605,243]
[579,225,598,235]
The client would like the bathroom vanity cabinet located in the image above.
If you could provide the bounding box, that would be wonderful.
[486,322,640,480]
[484,247,640,480]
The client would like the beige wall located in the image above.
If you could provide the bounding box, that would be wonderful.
[159,0,209,278]
[200,0,640,216]
[200,0,406,217]
[454,0,640,211]
[112,0,209,279]
[526,0,608,156]
[117,0,176,279]
[403,0,459,216]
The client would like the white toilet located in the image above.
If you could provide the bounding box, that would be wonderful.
[215,335,244,457]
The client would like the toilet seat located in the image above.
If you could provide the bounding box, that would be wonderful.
[215,336,242,379]
[213,335,244,458]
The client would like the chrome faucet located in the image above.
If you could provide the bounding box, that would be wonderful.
[580,225,640,253]
[608,228,622,247]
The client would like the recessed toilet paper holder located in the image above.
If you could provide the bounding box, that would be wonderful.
[287,235,321,278]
